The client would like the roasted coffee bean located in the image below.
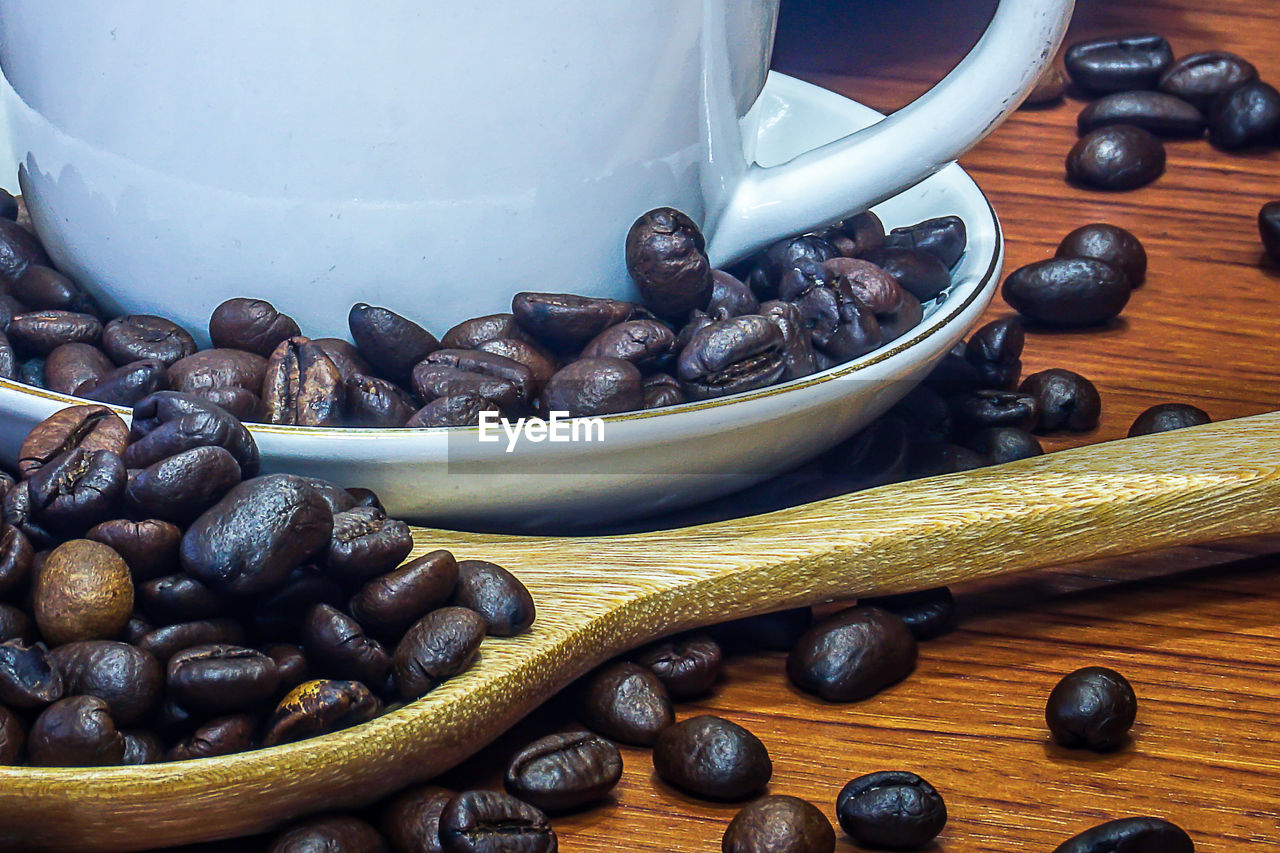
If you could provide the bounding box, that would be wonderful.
[579,320,677,372]
[795,282,881,361]
[752,235,839,300]
[168,349,268,396]
[675,310,715,351]
[824,213,886,258]
[85,518,182,581]
[1002,258,1131,327]
[267,644,310,694]
[912,442,988,476]
[0,705,23,763]
[43,343,113,395]
[0,640,62,707]
[269,815,388,853]
[513,292,634,352]
[209,298,301,357]
[452,560,535,637]
[405,394,498,427]
[723,795,836,853]
[1064,33,1173,93]
[168,644,280,714]
[1207,80,1280,149]
[34,539,134,645]
[542,357,643,416]
[504,731,623,812]
[822,258,905,316]
[641,372,686,409]
[167,713,256,761]
[757,300,817,380]
[8,311,103,356]
[0,524,32,598]
[0,331,14,380]
[1020,369,1102,433]
[138,575,227,624]
[17,356,47,389]
[311,337,374,382]
[861,588,956,641]
[2,480,55,547]
[653,715,771,800]
[1067,125,1166,190]
[412,364,524,411]
[302,475,358,514]
[825,415,913,489]
[0,219,52,284]
[303,604,392,685]
[124,616,152,646]
[187,385,263,422]
[320,507,414,585]
[380,785,453,853]
[705,270,760,320]
[136,619,248,663]
[248,568,345,641]
[711,607,813,654]
[126,446,242,523]
[964,317,1024,389]
[101,315,197,367]
[836,771,947,850]
[26,448,126,534]
[475,338,558,389]
[1024,66,1068,106]
[1160,51,1258,109]
[47,641,160,730]
[0,604,34,643]
[950,390,1039,432]
[77,358,168,406]
[579,661,673,746]
[678,316,785,400]
[877,290,924,345]
[632,634,721,699]
[181,474,334,595]
[345,487,385,512]
[119,730,164,765]
[18,405,128,478]
[882,216,967,268]
[787,606,917,702]
[348,303,441,384]
[1128,403,1211,436]
[439,790,557,853]
[1261,200,1280,263]
[441,314,532,350]
[152,697,196,740]
[393,607,486,700]
[262,678,381,747]
[1046,665,1137,751]
[422,349,536,404]
[1056,223,1148,287]
[1077,91,1205,138]
[962,427,1044,464]
[625,207,713,321]
[263,336,345,426]
[127,391,260,476]
[28,695,125,766]
[1051,817,1193,853]
[860,247,951,301]
[350,550,459,640]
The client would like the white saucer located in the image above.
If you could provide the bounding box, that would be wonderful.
[0,72,1002,531]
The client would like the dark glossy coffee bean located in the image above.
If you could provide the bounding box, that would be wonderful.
[505,731,623,812]
[28,695,125,766]
[267,644,309,694]
[0,604,34,643]
[950,390,1039,432]
[1023,66,1067,106]
[168,349,268,395]
[653,715,771,800]
[678,316,785,400]
[711,607,813,654]
[513,292,634,352]
[752,235,839,300]
[43,343,113,395]
[925,342,982,398]
[49,640,161,726]
[0,219,51,284]
[723,795,836,853]
[1020,369,1101,433]
[0,524,32,598]
[823,258,905,316]
[1065,33,1173,93]
[26,448,126,534]
[1067,125,1166,191]
[119,730,163,765]
[452,559,535,637]
[393,607,486,700]
[439,790,557,853]
[309,337,373,383]
[263,336,345,426]
[405,393,498,427]
[441,314,532,350]
[797,280,881,361]
[1051,817,1193,853]
[181,474,334,595]
[962,427,1044,464]
[380,785,453,853]
[302,478,357,516]
[245,568,343,643]
[8,310,102,356]
[2,480,55,547]
[963,316,1024,390]
[127,391,260,476]
[475,338,558,389]
[126,446,242,523]
[882,216,967,268]
[350,550,459,640]
[1128,403,1211,437]
[168,644,281,714]
[345,487,385,512]
[1208,80,1280,149]
[209,298,300,357]
[579,661,673,746]
[542,357,643,416]
[303,604,392,685]
[705,270,760,320]
[1077,91,1205,138]
[167,713,256,761]
[860,247,951,301]
[641,372,686,409]
[136,619,248,663]
[825,415,913,489]
[348,303,441,384]
[1160,51,1258,109]
[0,705,23,763]
[836,771,947,850]
[0,640,63,708]
[423,349,536,404]
[187,385,264,423]
[787,606,917,702]
[1261,201,1280,263]
[77,359,168,406]
[1003,258,1131,327]
[580,320,677,372]
[138,575,226,624]
[758,300,818,380]
[102,315,197,367]
[262,678,381,746]
[632,634,721,699]
[861,588,956,641]
[626,207,713,321]
[269,815,388,853]
[912,443,988,476]
[85,518,182,580]
[1046,665,1137,751]
[412,364,523,411]
[1056,224,1148,287]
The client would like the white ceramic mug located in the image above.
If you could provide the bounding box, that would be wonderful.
[0,0,1072,340]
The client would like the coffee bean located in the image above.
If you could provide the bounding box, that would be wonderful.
[168,644,280,714]
[350,550,459,640]
[474,339,558,389]
[269,815,388,853]
[1056,224,1148,287]
[962,427,1044,464]
[1261,201,1280,263]
[711,607,813,654]
[504,731,623,812]
[1064,33,1174,93]
[625,208,713,321]
[345,487,385,512]
[861,588,956,641]
[393,607,486,700]
[0,219,52,284]
[1207,80,1280,149]
[168,349,268,396]
[262,678,381,747]
[1023,66,1067,106]
[127,390,260,476]
[752,235,839,300]
[138,575,226,624]
[542,357,643,415]
[641,372,686,409]
[513,292,634,352]
[632,634,721,699]
[875,292,922,345]
[28,695,125,766]
[836,771,947,850]
[901,381,963,432]
[26,447,127,534]
[76,358,167,406]
[0,603,34,643]
[882,216,967,268]
[949,390,1039,432]
[380,785,453,853]
[1128,403,1211,437]
[319,507,413,586]
[824,212,885,259]
[1051,817,1193,853]
[963,317,1024,389]
[0,525,32,599]
[439,790,557,853]
[579,320,677,372]
[452,560,535,637]
[311,337,374,383]
[441,314,532,350]
[8,311,103,356]
[303,604,392,685]
[263,336,345,426]
[787,606,917,702]
[678,316,786,400]
[126,446,243,523]
[18,405,129,478]
[348,303,441,384]
[723,795,836,853]
[102,315,197,366]
[1002,258,1131,327]
[0,331,14,380]
[822,259,905,316]
[704,270,760,320]
[912,443,988,476]
[209,298,301,357]
[1019,369,1102,433]
[1046,665,1137,751]
[0,705,24,763]
[266,644,309,694]
[422,350,536,405]
[1160,51,1259,109]
[758,300,818,380]
[166,714,256,761]
[1077,91,1205,138]
[794,278,883,362]
[34,539,134,645]
[579,661,673,746]
[85,518,182,581]
[405,394,499,427]
[2,480,55,547]
[653,715,772,800]
[43,343,113,395]
[824,415,913,489]
[860,247,952,301]
[248,568,345,641]
[135,619,248,663]
[48,640,161,725]
[17,356,47,389]
[412,364,523,411]
[1067,125,1166,191]
[187,386,263,422]
[0,640,63,707]
[120,730,164,765]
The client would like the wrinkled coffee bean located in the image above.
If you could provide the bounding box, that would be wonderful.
[1067,125,1166,190]
[168,349,268,396]
[102,315,197,366]
[322,507,414,585]
[0,220,52,284]
[43,343,113,395]
[393,607,487,700]
[18,404,128,478]
[678,316,785,400]
[136,619,248,663]
[127,390,260,476]
[723,795,836,853]
[167,713,256,761]
[512,292,634,352]
[310,337,373,382]
[412,364,523,411]
[120,730,164,765]
[860,248,951,301]
[2,480,54,547]
[504,731,623,812]
[26,447,126,534]
[406,393,498,427]
[632,634,721,699]
[380,785,453,853]
[758,300,818,380]
[1077,91,1205,138]
[542,357,643,416]
[0,640,63,708]
[1208,80,1280,149]
[752,235,839,300]
[441,314,532,350]
[0,524,32,599]
[705,270,760,320]
[439,790,557,853]
[475,338,558,389]
[1051,817,1193,853]
[787,606,917,702]
[950,390,1039,433]
[1046,665,1137,751]
[625,207,714,321]
[8,311,102,356]
[126,446,242,523]
[1128,403,1211,436]
[836,771,947,851]
[793,272,883,361]
[1261,201,1280,263]
[168,644,280,714]
[580,320,677,372]
[1002,258,1131,327]
[861,588,956,641]
[1056,223,1148,287]
[76,358,168,406]
[34,538,134,645]
[1064,33,1174,93]
[1160,51,1258,109]
[825,212,885,258]
[348,303,441,384]
[451,560,535,637]
[49,640,161,725]
[85,518,182,580]
[269,815,388,853]
[882,216,967,268]
[822,259,905,316]
[579,661,673,746]
[1019,369,1102,433]
[350,550,459,640]
[962,427,1044,464]
[641,372,686,409]
[653,715,772,800]
[963,316,1023,389]
[209,298,301,357]
[262,678,381,747]
[303,604,392,685]
[28,695,126,766]
[263,336,345,426]
[423,350,535,404]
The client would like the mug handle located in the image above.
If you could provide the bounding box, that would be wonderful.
[706,0,1075,265]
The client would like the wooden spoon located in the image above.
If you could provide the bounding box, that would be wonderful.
[2,412,1279,851]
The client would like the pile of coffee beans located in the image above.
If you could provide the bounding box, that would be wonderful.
[0,397,534,767]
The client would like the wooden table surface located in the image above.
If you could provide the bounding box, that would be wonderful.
[438,1,1280,851]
